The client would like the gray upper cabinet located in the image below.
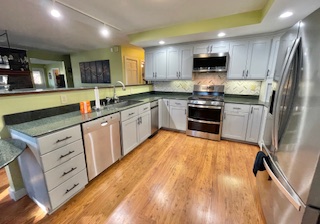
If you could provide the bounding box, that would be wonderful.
[228,38,272,80]
[167,45,193,80]
[145,49,167,80]
[193,41,229,54]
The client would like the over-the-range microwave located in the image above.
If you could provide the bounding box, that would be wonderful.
[193,52,229,73]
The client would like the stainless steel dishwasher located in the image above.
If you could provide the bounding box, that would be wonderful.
[82,112,121,181]
[150,100,159,136]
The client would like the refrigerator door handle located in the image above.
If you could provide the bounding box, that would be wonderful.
[263,158,302,211]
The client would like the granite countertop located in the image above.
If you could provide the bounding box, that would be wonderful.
[7,92,265,138]
[0,139,26,168]
[224,95,266,106]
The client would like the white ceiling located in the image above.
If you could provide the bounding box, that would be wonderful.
[0,0,319,54]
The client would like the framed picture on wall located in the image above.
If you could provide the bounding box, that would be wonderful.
[79,60,111,83]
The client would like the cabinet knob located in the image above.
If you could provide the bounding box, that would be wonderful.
[246,70,249,77]
[266,69,270,77]
[242,70,245,78]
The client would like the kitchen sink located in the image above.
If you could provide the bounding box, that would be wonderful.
[113,100,142,108]
[104,100,142,110]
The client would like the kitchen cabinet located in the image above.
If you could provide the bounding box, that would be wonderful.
[169,100,187,131]
[159,99,187,131]
[193,41,229,54]
[167,45,193,80]
[121,103,151,156]
[222,104,249,141]
[245,105,263,143]
[228,38,271,80]
[222,103,263,143]
[266,36,281,79]
[160,99,170,128]
[145,49,167,80]
[10,125,88,214]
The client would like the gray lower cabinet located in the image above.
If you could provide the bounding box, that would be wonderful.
[222,103,263,143]
[121,103,151,156]
[160,99,187,131]
[10,125,88,214]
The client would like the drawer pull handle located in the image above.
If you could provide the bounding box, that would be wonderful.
[233,107,241,110]
[144,107,148,110]
[60,150,75,159]
[62,167,77,176]
[56,136,72,143]
[129,112,135,116]
[65,183,79,194]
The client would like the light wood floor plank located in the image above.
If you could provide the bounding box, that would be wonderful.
[0,130,265,224]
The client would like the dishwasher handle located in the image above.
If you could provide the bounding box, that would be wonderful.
[101,121,109,127]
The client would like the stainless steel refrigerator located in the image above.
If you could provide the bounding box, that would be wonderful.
[257,8,320,224]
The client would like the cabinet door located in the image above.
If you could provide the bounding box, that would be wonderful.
[180,46,193,80]
[154,49,167,79]
[138,111,151,143]
[246,105,263,143]
[145,51,154,80]
[222,111,249,141]
[161,99,170,128]
[169,106,187,131]
[246,39,271,80]
[193,43,210,54]
[227,41,249,79]
[210,41,230,53]
[121,116,139,156]
[167,47,180,79]
[267,37,281,79]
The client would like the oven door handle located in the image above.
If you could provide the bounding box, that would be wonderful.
[188,118,221,125]
[188,104,222,110]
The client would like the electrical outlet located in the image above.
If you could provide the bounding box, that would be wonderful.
[60,95,68,104]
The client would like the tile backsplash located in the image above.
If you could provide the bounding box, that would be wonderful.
[153,73,262,95]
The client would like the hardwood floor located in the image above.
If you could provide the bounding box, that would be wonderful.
[0,130,265,224]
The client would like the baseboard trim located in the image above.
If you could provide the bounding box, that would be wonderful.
[9,187,27,201]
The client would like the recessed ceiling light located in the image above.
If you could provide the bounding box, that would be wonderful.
[50,9,61,18]
[100,27,109,37]
[159,40,165,45]
[279,11,293,18]
[218,32,226,37]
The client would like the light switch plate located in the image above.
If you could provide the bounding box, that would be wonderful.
[60,95,68,104]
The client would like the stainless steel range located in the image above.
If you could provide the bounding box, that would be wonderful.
[187,85,224,141]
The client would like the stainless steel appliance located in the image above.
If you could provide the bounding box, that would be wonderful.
[193,53,229,72]
[82,113,121,181]
[187,85,224,140]
[150,100,159,136]
[256,8,320,224]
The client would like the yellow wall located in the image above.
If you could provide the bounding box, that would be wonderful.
[70,48,123,88]
[121,45,145,84]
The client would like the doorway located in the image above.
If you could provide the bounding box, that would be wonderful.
[31,68,46,89]
[125,57,140,85]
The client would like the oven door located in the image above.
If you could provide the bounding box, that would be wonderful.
[187,104,223,140]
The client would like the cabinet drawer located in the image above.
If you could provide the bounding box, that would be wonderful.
[224,103,250,113]
[37,125,82,155]
[41,140,84,172]
[45,153,86,191]
[49,169,88,210]
[121,107,139,121]
[169,99,187,107]
[138,103,150,114]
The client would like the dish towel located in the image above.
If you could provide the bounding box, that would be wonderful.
[253,151,268,176]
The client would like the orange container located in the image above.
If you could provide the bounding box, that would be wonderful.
[80,101,92,114]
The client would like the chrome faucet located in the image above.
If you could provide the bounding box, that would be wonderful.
[112,81,126,103]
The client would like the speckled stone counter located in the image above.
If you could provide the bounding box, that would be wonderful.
[5,92,267,138]
[0,139,26,168]
[224,95,266,106]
